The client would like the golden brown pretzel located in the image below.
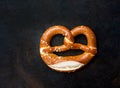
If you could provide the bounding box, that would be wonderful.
[40,25,97,72]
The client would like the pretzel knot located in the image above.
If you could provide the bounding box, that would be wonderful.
[40,25,97,72]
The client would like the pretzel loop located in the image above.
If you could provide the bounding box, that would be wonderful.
[40,26,74,53]
[40,25,97,72]
[70,26,97,54]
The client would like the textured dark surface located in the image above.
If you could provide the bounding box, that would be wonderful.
[0,0,120,88]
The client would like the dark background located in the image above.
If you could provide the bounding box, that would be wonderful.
[0,0,120,88]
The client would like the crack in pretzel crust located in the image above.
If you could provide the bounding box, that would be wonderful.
[48,61,84,72]
[40,25,97,72]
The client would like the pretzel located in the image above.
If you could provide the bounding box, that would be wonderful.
[40,25,97,72]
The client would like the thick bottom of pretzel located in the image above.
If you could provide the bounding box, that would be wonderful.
[48,61,84,72]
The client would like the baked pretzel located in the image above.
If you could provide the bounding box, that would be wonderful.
[40,25,97,72]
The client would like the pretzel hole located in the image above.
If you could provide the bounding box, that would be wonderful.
[54,49,84,56]
[50,34,64,46]
[75,34,87,45]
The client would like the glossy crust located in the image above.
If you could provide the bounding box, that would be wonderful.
[40,25,97,72]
